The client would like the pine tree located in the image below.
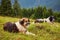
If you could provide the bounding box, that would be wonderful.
[1,0,12,16]
[0,5,1,15]
[13,0,22,17]
[43,6,47,18]
[0,0,1,15]
[48,8,53,16]
[32,6,43,19]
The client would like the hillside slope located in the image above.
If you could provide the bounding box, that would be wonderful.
[0,16,60,40]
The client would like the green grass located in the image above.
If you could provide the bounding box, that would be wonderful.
[0,16,60,40]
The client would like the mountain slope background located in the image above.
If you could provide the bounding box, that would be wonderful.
[12,0,60,11]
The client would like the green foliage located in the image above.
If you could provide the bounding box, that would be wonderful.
[0,5,1,14]
[13,0,22,17]
[22,8,28,18]
[0,0,60,22]
[42,6,47,18]
[22,8,33,18]
[47,8,53,16]
[33,6,43,19]
[30,6,51,19]
[53,12,60,22]
[1,0,12,16]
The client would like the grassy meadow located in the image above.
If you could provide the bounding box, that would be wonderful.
[0,16,60,40]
